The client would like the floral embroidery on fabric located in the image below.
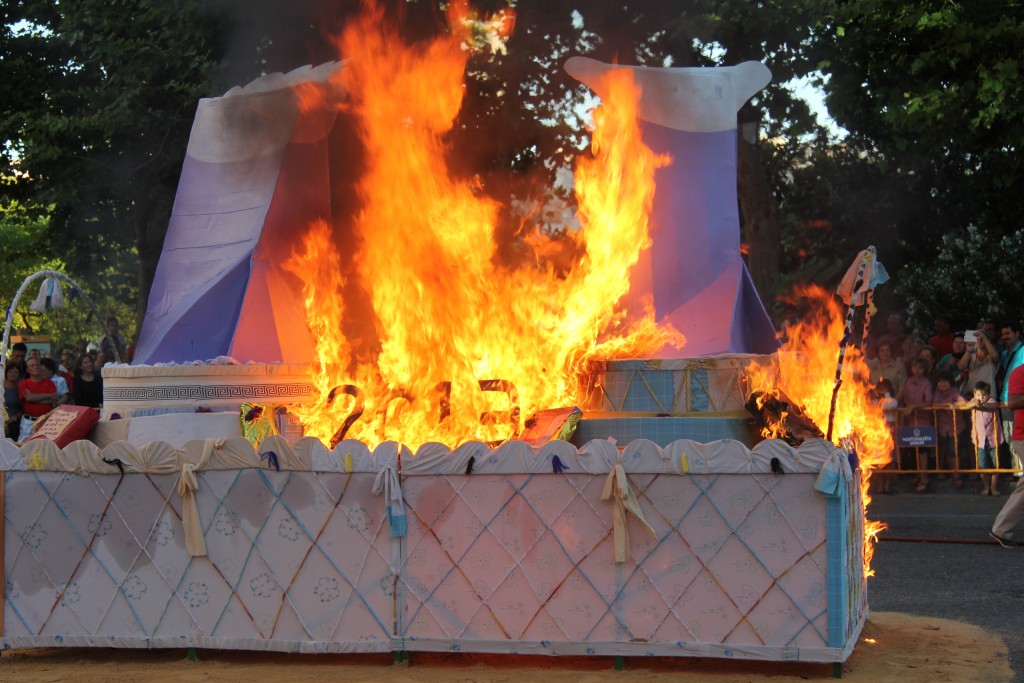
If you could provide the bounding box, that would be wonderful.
[213,510,240,536]
[87,513,113,537]
[152,520,175,547]
[250,572,279,598]
[123,575,148,601]
[183,582,210,608]
[23,523,47,549]
[277,516,301,541]
[345,505,370,533]
[314,577,340,603]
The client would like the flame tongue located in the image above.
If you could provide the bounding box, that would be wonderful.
[744,388,824,446]
[286,4,680,450]
[744,285,892,463]
[744,284,893,576]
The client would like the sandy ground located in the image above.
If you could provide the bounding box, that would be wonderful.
[0,612,1011,682]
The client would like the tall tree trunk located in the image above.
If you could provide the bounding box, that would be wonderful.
[737,133,781,315]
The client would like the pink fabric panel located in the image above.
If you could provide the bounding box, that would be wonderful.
[400,472,829,650]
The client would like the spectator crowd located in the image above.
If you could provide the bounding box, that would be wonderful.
[850,312,1021,495]
[3,316,129,441]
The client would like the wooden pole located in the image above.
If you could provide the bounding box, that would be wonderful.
[827,249,874,441]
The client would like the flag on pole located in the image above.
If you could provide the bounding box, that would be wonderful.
[836,247,888,306]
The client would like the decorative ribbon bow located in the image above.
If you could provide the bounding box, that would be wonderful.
[177,463,207,557]
[372,465,407,538]
[600,464,655,563]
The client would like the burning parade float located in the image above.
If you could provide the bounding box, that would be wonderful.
[1,2,891,666]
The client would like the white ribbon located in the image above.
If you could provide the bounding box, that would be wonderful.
[177,462,207,557]
[600,463,656,563]
[372,465,407,538]
[29,276,64,312]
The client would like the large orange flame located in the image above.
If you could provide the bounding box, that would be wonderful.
[286,2,680,450]
[745,285,892,576]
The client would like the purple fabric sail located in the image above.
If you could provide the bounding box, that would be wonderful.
[565,57,779,357]
[137,57,777,365]
[133,63,344,365]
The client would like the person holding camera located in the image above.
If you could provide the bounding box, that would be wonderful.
[960,327,998,400]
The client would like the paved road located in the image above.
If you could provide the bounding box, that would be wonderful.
[867,483,1024,681]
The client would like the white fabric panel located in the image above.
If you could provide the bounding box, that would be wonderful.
[0,437,838,476]
[190,62,346,164]
[752,438,840,473]
[88,419,129,448]
[2,469,395,652]
[574,438,621,473]
[398,469,843,657]
[0,438,26,470]
[123,413,243,448]
[564,57,771,133]
[312,438,372,472]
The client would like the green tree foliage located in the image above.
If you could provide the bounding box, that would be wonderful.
[0,0,227,343]
[0,198,137,350]
[808,0,1024,326]
[896,224,1024,330]
[0,200,64,307]
[3,0,1019,346]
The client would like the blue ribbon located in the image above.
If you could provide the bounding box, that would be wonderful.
[387,505,407,537]
[551,455,568,474]
[261,450,281,471]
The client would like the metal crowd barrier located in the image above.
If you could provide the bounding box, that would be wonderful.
[886,404,1021,476]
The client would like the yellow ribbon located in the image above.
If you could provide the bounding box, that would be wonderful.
[679,453,690,473]
[344,453,352,473]
[600,464,656,563]
[177,463,207,557]
[28,454,47,471]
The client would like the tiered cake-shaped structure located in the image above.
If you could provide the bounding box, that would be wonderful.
[1,60,867,665]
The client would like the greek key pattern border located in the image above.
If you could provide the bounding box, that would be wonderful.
[105,383,317,403]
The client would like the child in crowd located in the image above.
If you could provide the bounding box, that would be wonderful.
[932,373,966,488]
[898,358,934,492]
[969,381,1002,496]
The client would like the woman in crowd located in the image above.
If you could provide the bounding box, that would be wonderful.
[868,340,907,394]
[3,364,23,438]
[72,354,103,409]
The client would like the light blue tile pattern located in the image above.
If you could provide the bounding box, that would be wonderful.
[571,415,754,447]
